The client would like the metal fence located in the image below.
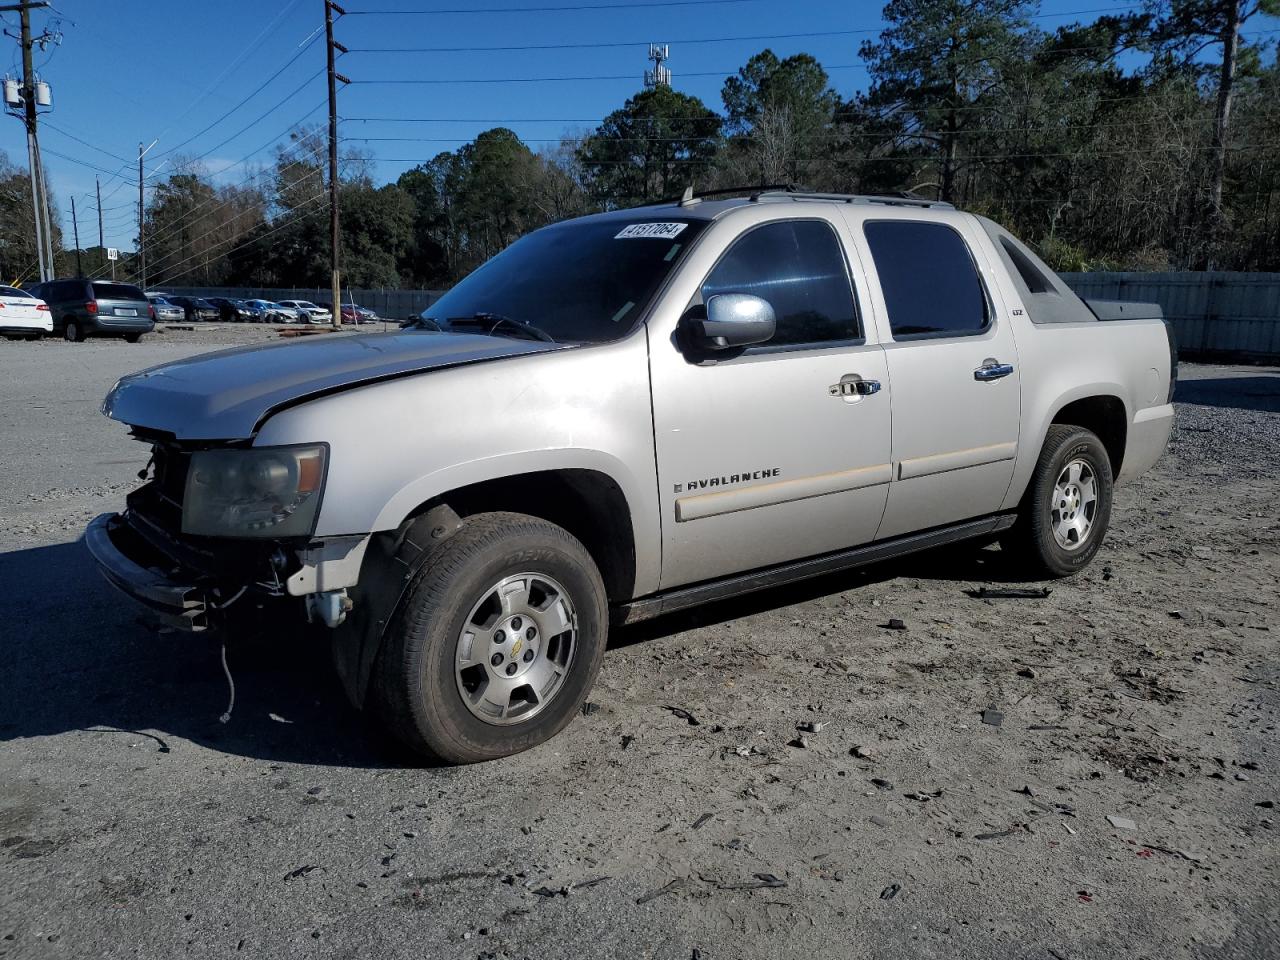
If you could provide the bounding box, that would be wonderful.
[153,286,444,320]
[1060,272,1280,361]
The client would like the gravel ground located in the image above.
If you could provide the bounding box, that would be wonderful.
[0,332,1277,960]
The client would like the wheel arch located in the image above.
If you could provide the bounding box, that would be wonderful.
[417,468,637,604]
[1049,394,1128,477]
[331,467,639,710]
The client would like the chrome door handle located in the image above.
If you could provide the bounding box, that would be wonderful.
[829,378,881,397]
[974,360,1015,381]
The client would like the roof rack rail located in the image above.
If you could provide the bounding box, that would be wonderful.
[658,183,799,206]
[653,185,954,210]
[753,190,954,209]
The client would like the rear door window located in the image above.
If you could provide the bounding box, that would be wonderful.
[863,221,988,338]
[49,280,84,302]
[702,219,860,348]
[92,282,147,302]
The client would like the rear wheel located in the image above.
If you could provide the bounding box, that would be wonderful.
[124,332,142,343]
[64,320,85,342]
[1001,424,1113,578]
[368,512,608,763]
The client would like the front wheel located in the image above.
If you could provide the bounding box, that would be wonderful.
[368,512,608,763]
[1001,424,1113,578]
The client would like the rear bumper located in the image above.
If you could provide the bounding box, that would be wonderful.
[0,320,51,334]
[90,317,155,334]
[1119,403,1174,483]
[84,513,209,631]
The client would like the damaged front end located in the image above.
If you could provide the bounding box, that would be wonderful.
[85,431,366,634]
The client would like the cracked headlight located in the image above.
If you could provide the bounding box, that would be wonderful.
[182,444,327,538]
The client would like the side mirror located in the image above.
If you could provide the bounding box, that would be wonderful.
[687,293,776,350]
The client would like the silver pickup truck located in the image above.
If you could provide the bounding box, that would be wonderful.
[86,190,1176,762]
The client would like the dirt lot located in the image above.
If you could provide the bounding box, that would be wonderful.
[0,330,1277,960]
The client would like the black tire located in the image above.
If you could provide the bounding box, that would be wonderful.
[64,320,85,342]
[1002,424,1113,578]
[124,332,142,343]
[368,511,608,764]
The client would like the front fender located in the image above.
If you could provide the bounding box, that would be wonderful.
[252,334,662,595]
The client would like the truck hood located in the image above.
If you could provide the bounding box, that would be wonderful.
[102,330,571,440]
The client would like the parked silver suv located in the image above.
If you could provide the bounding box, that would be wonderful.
[86,191,1175,763]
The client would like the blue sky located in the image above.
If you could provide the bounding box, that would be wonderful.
[1,0,1274,252]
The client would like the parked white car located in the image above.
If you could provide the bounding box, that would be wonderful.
[278,300,332,324]
[0,285,52,340]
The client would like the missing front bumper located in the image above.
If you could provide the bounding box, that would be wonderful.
[83,513,210,632]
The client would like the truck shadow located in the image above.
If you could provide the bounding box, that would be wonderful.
[1175,374,1280,413]
[0,536,1036,766]
[0,539,399,769]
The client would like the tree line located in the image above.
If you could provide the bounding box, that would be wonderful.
[4,0,1277,289]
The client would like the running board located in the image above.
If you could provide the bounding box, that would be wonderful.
[614,512,1017,625]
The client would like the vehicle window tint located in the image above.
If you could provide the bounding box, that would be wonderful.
[92,282,146,302]
[702,219,858,347]
[863,221,988,337]
[51,280,84,301]
[0,285,33,298]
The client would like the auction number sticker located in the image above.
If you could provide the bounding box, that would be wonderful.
[615,222,688,240]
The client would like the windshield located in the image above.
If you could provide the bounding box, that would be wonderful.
[422,217,706,343]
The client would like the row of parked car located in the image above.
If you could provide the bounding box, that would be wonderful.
[146,294,382,325]
[0,278,386,344]
[2,279,153,342]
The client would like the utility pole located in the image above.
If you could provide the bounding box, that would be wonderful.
[324,0,349,330]
[70,194,81,275]
[95,175,105,275]
[138,142,145,290]
[3,1,53,281]
[35,137,55,275]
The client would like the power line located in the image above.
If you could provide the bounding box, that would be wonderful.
[40,146,123,178]
[346,0,764,14]
[359,142,1280,166]
[347,27,1279,55]
[41,120,134,164]
[138,192,327,287]
[351,63,869,84]
[140,137,329,253]
[350,28,875,52]
[149,0,308,146]
[342,114,1251,145]
[146,69,326,181]
[152,31,324,161]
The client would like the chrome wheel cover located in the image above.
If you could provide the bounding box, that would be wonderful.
[1050,458,1098,551]
[453,572,578,725]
